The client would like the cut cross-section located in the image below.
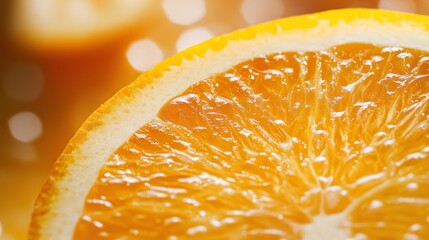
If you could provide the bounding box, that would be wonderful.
[29,9,429,240]
[74,44,429,239]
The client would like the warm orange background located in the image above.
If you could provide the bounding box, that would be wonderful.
[1,0,428,239]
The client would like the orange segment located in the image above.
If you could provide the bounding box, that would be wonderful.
[74,44,429,239]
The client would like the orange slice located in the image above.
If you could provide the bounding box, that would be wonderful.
[30,9,429,239]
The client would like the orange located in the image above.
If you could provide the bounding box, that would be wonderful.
[30,9,429,239]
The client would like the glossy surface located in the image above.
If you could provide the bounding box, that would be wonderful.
[74,44,429,239]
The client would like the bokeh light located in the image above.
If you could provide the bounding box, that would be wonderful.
[162,0,206,26]
[127,39,164,72]
[240,0,285,24]
[12,0,155,49]
[378,0,416,12]
[176,27,214,52]
[8,111,43,143]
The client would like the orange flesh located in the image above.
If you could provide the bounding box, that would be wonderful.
[74,43,429,239]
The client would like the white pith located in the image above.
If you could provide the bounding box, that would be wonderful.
[30,9,429,239]
[301,213,348,240]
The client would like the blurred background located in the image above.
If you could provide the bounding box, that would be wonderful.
[1,0,428,239]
